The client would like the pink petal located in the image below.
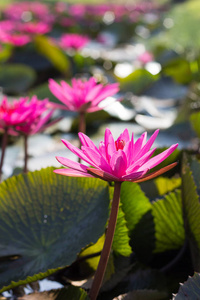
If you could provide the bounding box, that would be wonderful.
[90,83,119,106]
[126,148,156,174]
[85,84,103,102]
[129,132,147,164]
[104,128,115,162]
[56,156,89,172]
[61,139,93,165]
[54,168,94,177]
[138,144,179,171]
[110,149,127,178]
[122,168,149,180]
[78,132,99,151]
[87,167,120,182]
[134,162,178,183]
[133,129,159,162]
[81,146,112,173]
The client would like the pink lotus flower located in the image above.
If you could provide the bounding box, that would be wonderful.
[55,128,178,182]
[4,1,53,23]
[15,96,54,135]
[59,33,90,51]
[19,21,52,35]
[0,96,54,135]
[48,77,119,113]
[1,33,31,46]
[0,97,33,134]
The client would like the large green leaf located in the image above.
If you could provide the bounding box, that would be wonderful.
[0,167,110,291]
[173,273,200,300]
[140,176,181,200]
[190,111,200,138]
[113,203,132,257]
[0,64,36,94]
[152,190,185,253]
[181,154,200,271]
[34,36,70,75]
[120,182,151,233]
[162,57,192,84]
[120,182,154,263]
[164,0,200,56]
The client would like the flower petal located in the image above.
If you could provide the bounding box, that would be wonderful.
[87,168,120,182]
[81,146,112,173]
[54,168,94,177]
[110,149,127,178]
[56,156,88,172]
[134,162,178,183]
[138,143,178,171]
[133,129,159,162]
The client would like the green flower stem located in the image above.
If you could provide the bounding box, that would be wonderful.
[23,134,28,173]
[79,111,86,136]
[0,128,8,182]
[89,181,122,300]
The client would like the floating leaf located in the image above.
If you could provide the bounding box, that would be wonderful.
[173,273,200,300]
[154,176,181,196]
[113,203,132,257]
[152,190,185,253]
[120,182,154,262]
[164,0,200,56]
[162,57,192,84]
[0,64,36,94]
[190,111,200,138]
[181,154,200,270]
[120,181,151,233]
[0,167,109,292]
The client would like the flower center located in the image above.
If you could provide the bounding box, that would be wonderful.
[115,139,125,151]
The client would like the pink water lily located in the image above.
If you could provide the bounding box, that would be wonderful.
[55,128,178,182]
[0,97,34,134]
[15,96,54,135]
[49,77,119,113]
[59,33,90,51]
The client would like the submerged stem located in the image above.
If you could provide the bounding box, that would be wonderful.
[23,134,28,173]
[0,128,8,182]
[89,181,122,300]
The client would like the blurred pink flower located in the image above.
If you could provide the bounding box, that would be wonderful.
[15,96,54,135]
[3,1,54,23]
[19,21,52,35]
[55,128,178,182]
[48,77,119,113]
[0,97,33,134]
[59,33,90,51]
[0,96,54,135]
[0,33,31,46]
[138,51,153,64]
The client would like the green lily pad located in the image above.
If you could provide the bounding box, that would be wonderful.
[0,64,36,94]
[173,273,200,300]
[152,189,185,253]
[181,154,200,270]
[190,111,200,138]
[0,167,109,291]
